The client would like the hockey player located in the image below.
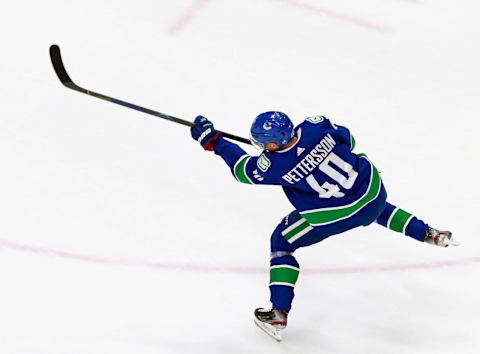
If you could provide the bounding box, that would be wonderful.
[190,112,457,341]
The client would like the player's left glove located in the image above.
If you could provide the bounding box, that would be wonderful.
[191,115,222,151]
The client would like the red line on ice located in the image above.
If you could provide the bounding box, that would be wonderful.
[167,0,210,35]
[270,0,391,32]
[1,240,478,276]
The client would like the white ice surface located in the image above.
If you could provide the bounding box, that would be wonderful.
[0,1,479,353]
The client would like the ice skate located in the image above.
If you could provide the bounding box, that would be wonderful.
[254,307,288,341]
[424,227,459,247]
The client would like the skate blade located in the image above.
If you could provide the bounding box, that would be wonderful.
[446,237,460,247]
[254,317,282,342]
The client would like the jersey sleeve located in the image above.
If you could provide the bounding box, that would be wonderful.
[214,137,283,185]
[304,115,355,151]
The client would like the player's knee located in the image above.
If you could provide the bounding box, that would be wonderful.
[271,228,296,254]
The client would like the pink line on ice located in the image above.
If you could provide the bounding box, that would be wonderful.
[269,0,391,32]
[1,240,478,276]
[167,0,211,35]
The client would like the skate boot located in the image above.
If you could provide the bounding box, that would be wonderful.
[424,227,459,247]
[254,307,288,341]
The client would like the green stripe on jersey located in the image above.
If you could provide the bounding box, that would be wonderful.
[350,135,356,150]
[300,159,381,226]
[388,209,413,233]
[269,266,300,287]
[233,155,253,184]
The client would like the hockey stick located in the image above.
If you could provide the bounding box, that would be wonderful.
[49,44,252,145]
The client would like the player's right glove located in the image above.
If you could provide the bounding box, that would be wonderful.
[190,115,222,151]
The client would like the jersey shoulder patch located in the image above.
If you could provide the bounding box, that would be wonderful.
[305,115,326,124]
[304,115,338,130]
[257,154,271,172]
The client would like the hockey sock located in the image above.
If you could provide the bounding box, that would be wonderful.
[269,255,299,311]
[376,202,429,241]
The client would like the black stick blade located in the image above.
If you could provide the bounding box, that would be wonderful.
[48,44,251,144]
[50,44,75,87]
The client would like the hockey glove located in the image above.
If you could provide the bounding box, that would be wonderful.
[191,115,222,151]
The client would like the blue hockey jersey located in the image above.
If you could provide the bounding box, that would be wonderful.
[214,116,383,229]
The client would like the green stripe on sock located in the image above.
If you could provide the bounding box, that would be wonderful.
[270,267,299,286]
[234,156,253,184]
[283,221,310,241]
[389,209,413,233]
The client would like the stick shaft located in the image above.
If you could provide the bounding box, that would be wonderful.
[49,45,252,145]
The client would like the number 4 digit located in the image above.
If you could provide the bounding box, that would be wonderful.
[306,175,345,199]
[306,152,358,199]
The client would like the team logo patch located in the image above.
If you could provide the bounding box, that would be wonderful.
[306,115,325,124]
[257,154,271,172]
